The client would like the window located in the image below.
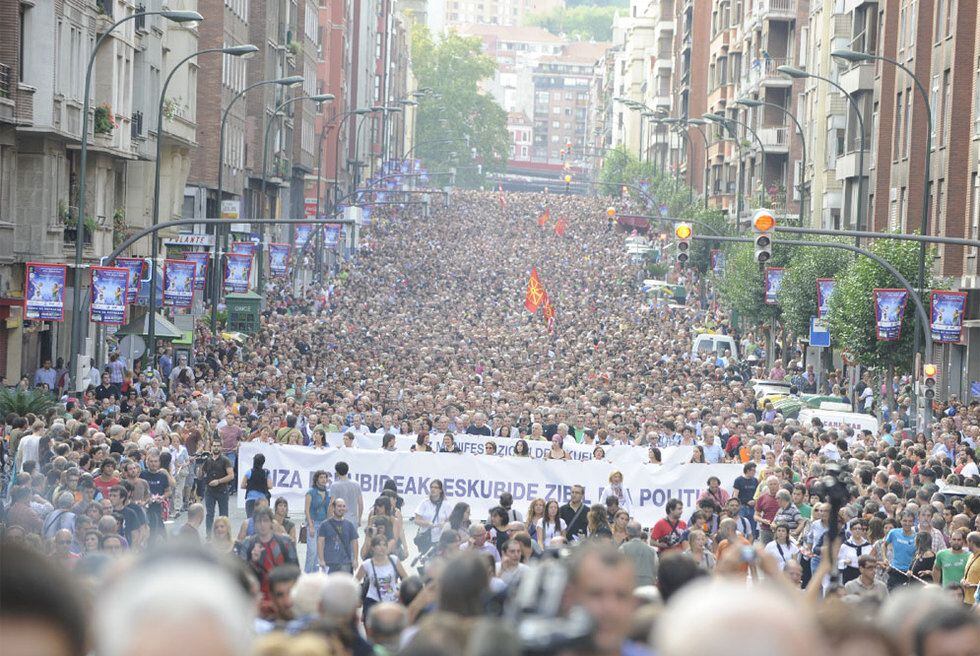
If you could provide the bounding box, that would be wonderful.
[893,91,903,160]
[935,0,945,42]
[902,90,912,158]
[971,172,980,255]
[941,69,951,147]
[931,73,940,141]
[974,60,980,136]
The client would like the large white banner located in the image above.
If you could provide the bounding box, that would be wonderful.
[317,431,695,467]
[237,442,741,527]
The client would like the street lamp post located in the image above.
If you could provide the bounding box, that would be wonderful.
[737,97,807,225]
[256,93,333,294]
[778,65,866,243]
[209,75,304,336]
[68,7,202,386]
[832,48,934,375]
[684,118,711,208]
[333,108,373,206]
[145,43,256,371]
[351,107,384,194]
[664,119,694,205]
[705,113,767,225]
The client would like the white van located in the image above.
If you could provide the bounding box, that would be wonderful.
[797,408,879,435]
[692,333,740,363]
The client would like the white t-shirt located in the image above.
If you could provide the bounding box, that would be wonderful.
[536,517,567,545]
[362,557,401,602]
[415,498,451,541]
[764,540,800,570]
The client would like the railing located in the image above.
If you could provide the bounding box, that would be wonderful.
[131,110,143,138]
[741,57,789,90]
[96,0,113,18]
[0,63,10,100]
[135,5,147,32]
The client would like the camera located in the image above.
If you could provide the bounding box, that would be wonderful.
[504,556,595,655]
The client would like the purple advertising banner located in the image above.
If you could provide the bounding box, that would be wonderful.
[90,266,129,325]
[24,262,67,321]
[873,288,909,341]
[268,243,290,276]
[163,259,196,308]
[710,249,725,275]
[764,267,785,305]
[295,224,313,248]
[116,257,145,304]
[931,290,968,343]
[224,253,252,294]
[816,278,836,319]
[184,252,210,291]
[231,241,257,257]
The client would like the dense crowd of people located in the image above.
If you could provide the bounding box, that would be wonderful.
[2,189,980,656]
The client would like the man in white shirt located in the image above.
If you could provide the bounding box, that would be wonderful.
[701,431,725,464]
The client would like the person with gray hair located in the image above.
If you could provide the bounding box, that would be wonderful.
[43,492,76,540]
[95,559,254,656]
[319,572,373,653]
[772,488,802,535]
[620,520,659,587]
[366,602,408,652]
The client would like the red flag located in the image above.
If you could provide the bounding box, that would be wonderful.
[542,295,556,332]
[537,207,550,227]
[554,217,567,237]
[524,267,546,313]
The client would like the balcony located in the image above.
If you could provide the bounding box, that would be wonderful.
[707,84,730,108]
[739,57,792,95]
[758,126,789,152]
[744,0,797,32]
[834,147,869,181]
[839,62,875,94]
[131,110,144,139]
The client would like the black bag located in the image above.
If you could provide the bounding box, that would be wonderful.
[413,499,444,553]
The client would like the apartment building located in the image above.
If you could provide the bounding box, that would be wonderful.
[674,0,711,198]
[444,0,565,29]
[0,0,199,382]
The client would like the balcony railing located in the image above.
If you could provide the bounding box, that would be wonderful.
[741,57,790,90]
[135,5,147,32]
[0,63,11,100]
[131,110,143,138]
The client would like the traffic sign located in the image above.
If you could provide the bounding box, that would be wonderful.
[809,317,830,348]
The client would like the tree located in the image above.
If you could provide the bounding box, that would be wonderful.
[713,242,793,325]
[827,238,939,372]
[778,239,854,337]
[411,26,510,188]
[525,6,619,41]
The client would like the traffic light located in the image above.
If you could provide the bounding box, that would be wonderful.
[675,223,692,264]
[922,363,938,400]
[752,209,776,263]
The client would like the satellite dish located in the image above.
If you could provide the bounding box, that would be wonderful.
[120,335,146,361]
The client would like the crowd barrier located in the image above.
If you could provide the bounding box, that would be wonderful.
[237,442,742,527]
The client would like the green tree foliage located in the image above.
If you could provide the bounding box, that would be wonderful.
[778,239,854,336]
[525,6,619,41]
[411,26,510,188]
[713,242,793,324]
[0,387,55,416]
[827,238,938,371]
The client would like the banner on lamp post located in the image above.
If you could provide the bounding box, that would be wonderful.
[183,252,210,291]
[764,267,785,305]
[873,288,909,341]
[162,259,196,308]
[24,262,67,322]
[816,278,836,319]
[89,266,129,325]
[223,253,252,294]
[710,249,725,274]
[116,257,146,304]
[268,243,290,276]
[930,290,967,343]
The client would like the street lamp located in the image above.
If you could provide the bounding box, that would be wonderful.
[333,108,374,206]
[255,93,333,293]
[145,43,257,370]
[737,96,808,225]
[351,107,385,194]
[681,118,710,207]
[705,113,767,223]
[778,64,866,243]
[208,74,304,335]
[69,7,203,386]
[832,47,934,369]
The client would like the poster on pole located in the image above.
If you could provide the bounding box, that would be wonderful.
[816,278,836,319]
[224,253,252,294]
[183,252,210,291]
[710,249,725,275]
[295,223,313,248]
[323,225,342,248]
[24,262,67,321]
[230,241,257,257]
[873,288,909,341]
[89,266,129,325]
[930,290,967,343]
[162,259,196,308]
[764,267,785,305]
[116,257,146,304]
[268,243,290,276]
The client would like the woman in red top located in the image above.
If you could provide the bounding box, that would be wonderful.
[93,459,120,500]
